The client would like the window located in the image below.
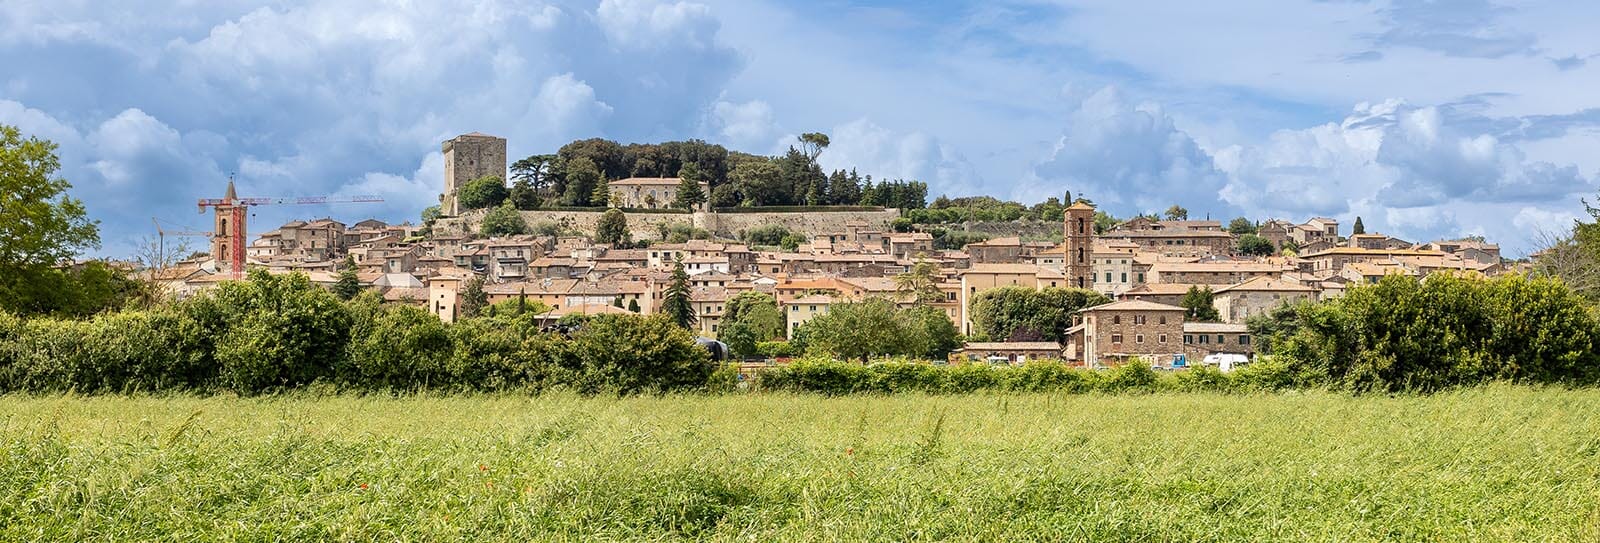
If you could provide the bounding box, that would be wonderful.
[1199,335,1209,344]
[1217,334,1225,344]
[1159,315,1167,325]
[1112,315,1121,324]
[1111,333,1123,344]
[1136,334,1144,344]
[1184,335,1192,344]
[1105,273,1111,282]
[1240,335,1250,345]
[1120,273,1127,283]
[1158,334,1167,344]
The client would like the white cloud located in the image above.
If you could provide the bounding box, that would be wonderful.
[1029,86,1231,216]
[706,99,776,150]
[532,73,614,137]
[596,0,721,50]
[820,118,983,199]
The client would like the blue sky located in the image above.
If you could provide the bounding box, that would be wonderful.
[3,0,1597,257]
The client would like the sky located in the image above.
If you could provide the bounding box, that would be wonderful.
[2,0,1597,257]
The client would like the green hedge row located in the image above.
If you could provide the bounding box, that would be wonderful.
[0,270,711,395]
[755,358,1295,395]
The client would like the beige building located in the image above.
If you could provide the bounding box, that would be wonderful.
[1091,240,1139,297]
[957,264,1065,334]
[1212,277,1318,323]
[1147,261,1290,285]
[782,294,835,338]
[607,177,710,210]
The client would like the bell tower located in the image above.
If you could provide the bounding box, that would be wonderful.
[1064,200,1096,290]
[210,180,246,277]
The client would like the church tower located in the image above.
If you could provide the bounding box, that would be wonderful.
[1064,200,1096,290]
[440,132,507,216]
[210,180,246,277]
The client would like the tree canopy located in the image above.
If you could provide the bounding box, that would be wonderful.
[480,203,527,237]
[968,287,1108,342]
[596,209,629,246]
[0,124,107,317]
[457,175,508,210]
[1180,286,1220,322]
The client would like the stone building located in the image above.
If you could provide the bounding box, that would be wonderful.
[1212,276,1318,323]
[607,177,710,210]
[1063,201,1096,290]
[440,132,507,216]
[1070,300,1186,367]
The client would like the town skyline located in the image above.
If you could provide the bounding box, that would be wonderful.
[4,1,1598,257]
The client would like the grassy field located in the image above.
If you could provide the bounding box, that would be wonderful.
[3,387,1599,541]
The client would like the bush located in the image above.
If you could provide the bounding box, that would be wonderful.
[1274,273,1600,392]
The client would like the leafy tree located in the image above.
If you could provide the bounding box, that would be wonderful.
[1352,216,1365,235]
[193,270,353,394]
[672,167,706,209]
[1236,234,1275,256]
[897,305,962,360]
[458,275,488,318]
[510,153,558,195]
[1164,205,1189,221]
[731,159,786,205]
[779,233,806,252]
[1093,210,1118,234]
[660,259,696,329]
[1180,286,1220,322]
[0,124,102,317]
[895,260,945,304]
[719,291,784,357]
[421,205,442,224]
[742,224,792,246]
[968,287,1108,342]
[561,157,603,206]
[798,132,830,161]
[1227,217,1256,235]
[596,208,630,246]
[567,314,713,393]
[333,255,362,300]
[457,175,509,210]
[509,177,541,210]
[801,298,904,363]
[479,203,527,236]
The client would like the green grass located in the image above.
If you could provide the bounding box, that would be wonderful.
[3,386,1599,541]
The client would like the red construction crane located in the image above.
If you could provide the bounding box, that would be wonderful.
[198,179,383,279]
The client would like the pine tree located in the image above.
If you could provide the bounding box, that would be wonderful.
[459,275,488,318]
[333,255,362,300]
[591,180,613,208]
[661,259,697,330]
[672,176,705,210]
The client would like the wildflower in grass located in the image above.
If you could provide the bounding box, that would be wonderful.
[359,483,368,490]
[479,464,487,472]
[846,447,855,456]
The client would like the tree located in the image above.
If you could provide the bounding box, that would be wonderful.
[458,275,488,318]
[509,177,541,210]
[591,178,614,209]
[968,287,1108,342]
[672,168,706,210]
[731,159,785,206]
[1236,234,1275,256]
[333,255,362,300]
[480,203,527,236]
[895,260,944,305]
[1180,286,1220,322]
[897,305,962,360]
[661,259,696,329]
[719,291,784,357]
[801,298,903,363]
[627,299,641,313]
[596,208,630,246]
[421,205,442,224]
[0,124,101,316]
[1227,217,1257,235]
[457,175,509,210]
[510,153,557,195]
[133,234,193,271]
[1164,205,1189,221]
[562,157,603,206]
[1353,216,1366,235]
[798,132,830,161]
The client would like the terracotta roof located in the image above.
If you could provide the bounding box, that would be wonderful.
[1081,300,1186,312]
[609,177,692,186]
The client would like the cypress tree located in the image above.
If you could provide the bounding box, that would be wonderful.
[661,259,697,330]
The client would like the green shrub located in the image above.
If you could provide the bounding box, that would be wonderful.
[1173,365,1233,393]
[1098,361,1161,393]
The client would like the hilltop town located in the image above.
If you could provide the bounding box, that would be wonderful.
[150,132,1512,368]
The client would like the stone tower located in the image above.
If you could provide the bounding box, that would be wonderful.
[1063,200,1096,290]
[210,180,245,276]
[440,132,507,216]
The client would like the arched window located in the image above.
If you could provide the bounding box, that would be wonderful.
[1076,247,1085,263]
[1076,217,1086,234]
[1112,315,1121,324]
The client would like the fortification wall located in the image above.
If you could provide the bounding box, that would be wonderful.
[434,208,902,241]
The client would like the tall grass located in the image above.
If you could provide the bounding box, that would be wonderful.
[2,387,1598,541]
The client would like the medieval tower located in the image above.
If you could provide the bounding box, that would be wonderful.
[1064,200,1096,290]
[440,132,507,216]
[210,180,245,276]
